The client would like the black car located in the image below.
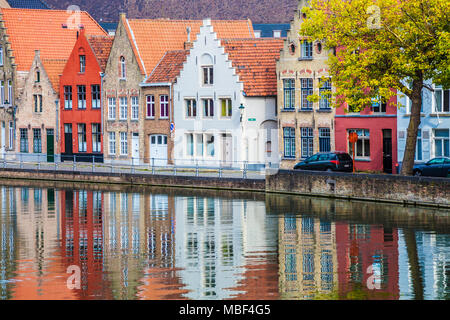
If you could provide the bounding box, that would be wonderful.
[413,157,450,177]
[294,152,353,172]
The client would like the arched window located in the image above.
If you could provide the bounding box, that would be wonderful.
[119,56,126,79]
[200,53,213,85]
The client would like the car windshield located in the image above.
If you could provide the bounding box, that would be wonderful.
[428,158,445,165]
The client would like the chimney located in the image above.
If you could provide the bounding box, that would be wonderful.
[184,26,193,50]
[35,49,40,58]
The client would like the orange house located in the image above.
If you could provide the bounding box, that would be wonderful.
[60,29,112,162]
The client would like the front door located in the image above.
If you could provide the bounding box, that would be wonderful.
[150,134,168,166]
[132,133,140,165]
[383,129,393,174]
[46,129,54,162]
[221,134,232,166]
[64,124,73,161]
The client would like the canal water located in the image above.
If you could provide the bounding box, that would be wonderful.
[0,182,448,300]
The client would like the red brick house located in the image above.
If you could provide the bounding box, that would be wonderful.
[60,29,113,162]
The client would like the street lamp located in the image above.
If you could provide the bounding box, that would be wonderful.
[239,103,245,122]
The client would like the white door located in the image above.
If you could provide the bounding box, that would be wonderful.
[131,133,139,165]
[0,122,5,158]
[221,134,232,166]
[150,134,168,166]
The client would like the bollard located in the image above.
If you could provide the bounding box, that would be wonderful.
[131,158,135,174]
[218,163,222,178]
[196,160,199,177]
[151,158,155,174]
[92,156,95,173]
[243,161,247,179]
[37,154,41,170]
[174,164,177,176]
[20,153,23,169]
[73,155,76,172]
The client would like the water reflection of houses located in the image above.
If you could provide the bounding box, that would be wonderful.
[278,215,338,299]
[336,223,399,300]
[174,197,276,300]
[0,187,17,300]
[60,189,113,299]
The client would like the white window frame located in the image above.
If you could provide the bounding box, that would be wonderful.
[160,95,169,119]
[131,96,139,120]
[433,85,449,114]
[185,99,197,118]
[91,84,101,109]
[77,85,86,109]
[348,129,370,159]
[220,98,232,118]
[120,132,128,155]
[8,121,13,149]
[108,97,116,120]
[7,80,12,104]
[0,46,4,66]
[433,129,449,158]
[146,95,155,119]
[119,96,127,120]
[109,131,116,155]
[202,66,213,85]
[120,56,126,79]
[64,86,72,109]
[79,55,86,73]
[92,123,101,153]
[202,98,214,118]
[0,80,4,105]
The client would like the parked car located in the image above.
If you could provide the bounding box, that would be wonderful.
[413,157,450,177]
[294,152,353,172]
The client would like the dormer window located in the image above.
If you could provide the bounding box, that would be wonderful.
[120,56,126,79]
[273,30,281,38]
[79,55,86,73]
[254,30,261,38]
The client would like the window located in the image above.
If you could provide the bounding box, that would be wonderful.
[79,55,86,73]
[64,86,72,109]
[160,95,169,119]
[283,79,295,110]
[319,128,331,152]
[283,127,296,158]
[434,87,449,113]
[92,123,101,153]
[206,135,214,156]
[254,30,261,38]
[0,46,3,66]
[33,128,41,153]
[120,132,128,155]
[319,79,332,110]
[186,133,194,156]
[301,127,314,158]
[196,134,203,156]
[301,78,314,110]
[33,94,42,112]
[8,121,13,149]
[7,80,12,103]
[415,129,422,161]
[146,95,155,118]
[203,99,214,117]
[108,97,116,119]
[372,96,387,113]
[434,129,449,157]
[91,85,100,109]
[119,96,127,120]
[131,96,139,120]
[78,124,86,152]
[186,99,196,118]
[35,70,40,83]
[348,129,370,158]
[109,132,116,155]
[302,40,313,59]
[20,128,28,153]
[0,80,4,104]
[77,85,86,109]
[273,30,281,38]
[202,66,213,85]
[220,98,232,117]
[120,56,126,78]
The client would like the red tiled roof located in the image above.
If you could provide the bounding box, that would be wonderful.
[146,50,188,84]
[123,17,254,75]
[87,35,114,72]
[41,58,66,92]
[0,8,107,71]
[222,38,284,96]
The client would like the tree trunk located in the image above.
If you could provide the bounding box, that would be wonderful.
[404,229,424,300]
[400,77,423,176]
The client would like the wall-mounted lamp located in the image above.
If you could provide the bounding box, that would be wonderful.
[239,103,245,122]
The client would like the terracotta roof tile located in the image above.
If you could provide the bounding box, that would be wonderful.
[146,50,188,84]
[222,38,284,96]
[0,8,107,71]
[124,18,254,75]
[87,35,114,72]
[41,58,66,92]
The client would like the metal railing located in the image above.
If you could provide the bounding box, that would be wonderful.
[0,153,280,179]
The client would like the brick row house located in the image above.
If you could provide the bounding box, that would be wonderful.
[59,29,113,162]
[102,14,255,165]
[276,0,336,169]
[0,8,106,162]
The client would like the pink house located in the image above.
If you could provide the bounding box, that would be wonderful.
[334,97,398,173]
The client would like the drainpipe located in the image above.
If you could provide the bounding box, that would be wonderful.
[100,72,105,136]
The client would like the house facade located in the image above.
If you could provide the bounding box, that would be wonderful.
[173,19,281,168]
[397,82,450,165]
[139,49,189,166]
[0,12,16,158]
[59,30,113,162]
[0,8,107,162]
[335,98,398,173]
[276,0,336,169]
[102,14,255,165]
